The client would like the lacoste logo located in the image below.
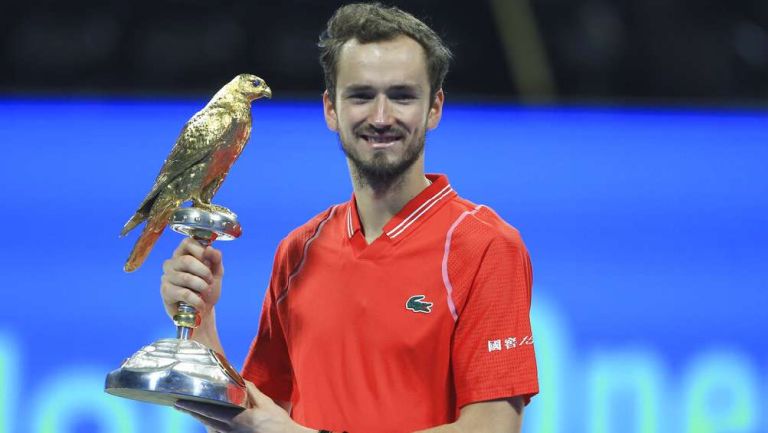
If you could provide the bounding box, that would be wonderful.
[406,295,433,313]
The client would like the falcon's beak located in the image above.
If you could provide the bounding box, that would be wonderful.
[262,86,272,99]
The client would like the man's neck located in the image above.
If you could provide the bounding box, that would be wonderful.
[350,163,431,245]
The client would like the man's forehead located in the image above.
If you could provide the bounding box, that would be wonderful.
[336,35,429,87]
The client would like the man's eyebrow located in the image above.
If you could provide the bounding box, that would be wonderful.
[342,85,375,95]
[341,84,423,95]
[387,84,422,93]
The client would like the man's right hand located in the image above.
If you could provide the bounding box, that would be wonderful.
[160,238,224,324]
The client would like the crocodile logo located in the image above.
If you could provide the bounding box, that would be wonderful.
[406,295,433,313]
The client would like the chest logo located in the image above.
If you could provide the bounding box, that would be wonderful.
[406,295,433,313]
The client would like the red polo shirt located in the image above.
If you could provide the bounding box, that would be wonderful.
[242,174,538,432]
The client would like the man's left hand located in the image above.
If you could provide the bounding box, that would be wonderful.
[175,382,312,433]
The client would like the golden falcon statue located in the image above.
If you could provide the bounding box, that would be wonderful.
[121,74,271,272]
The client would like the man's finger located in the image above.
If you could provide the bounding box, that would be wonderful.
[173,255,215,283]
[172,238,206,260]
[203,247,224,276]
[245,381,271,408]
[174,286,206,310]
[175,400,244,423]
[175,405,231,432]
[166,269,211,294]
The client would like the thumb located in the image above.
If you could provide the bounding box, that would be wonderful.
[203,247,224,277]
[245,381,271,408]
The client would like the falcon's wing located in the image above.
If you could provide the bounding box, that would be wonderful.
[134,107,236,212]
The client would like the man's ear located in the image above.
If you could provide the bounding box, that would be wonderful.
[323,90,339,132]
[427,88,445,130]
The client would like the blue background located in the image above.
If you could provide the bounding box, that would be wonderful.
[0,99,766,433]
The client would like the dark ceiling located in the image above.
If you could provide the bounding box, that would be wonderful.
[1,0,766,103]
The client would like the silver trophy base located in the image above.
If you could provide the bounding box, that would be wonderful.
[105,338,247,408]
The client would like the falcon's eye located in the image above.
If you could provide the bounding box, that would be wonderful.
[251,78,262,87]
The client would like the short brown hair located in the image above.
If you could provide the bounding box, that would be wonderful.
[318,3,452,103]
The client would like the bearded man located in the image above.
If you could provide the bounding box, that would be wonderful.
[163,4,539,433]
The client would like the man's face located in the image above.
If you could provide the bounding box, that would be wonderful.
[323,35,444,188]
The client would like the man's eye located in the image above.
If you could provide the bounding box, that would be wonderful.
[348,94,373,101]
[390,94,416,102]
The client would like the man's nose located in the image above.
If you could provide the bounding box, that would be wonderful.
[369,95,394,127]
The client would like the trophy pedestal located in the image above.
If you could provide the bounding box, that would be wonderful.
[105,338,247,407]
[106,207,247,408]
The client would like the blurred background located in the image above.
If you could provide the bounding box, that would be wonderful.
[2,0,767,102]
[0,1,766,433]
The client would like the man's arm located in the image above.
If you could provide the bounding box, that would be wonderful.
[414,397,525,433]
[178,387,525,433]
[199,395,291,433]
[276,400,292,412]
[175,381,310,433]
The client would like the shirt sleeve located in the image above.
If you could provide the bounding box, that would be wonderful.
[451,234,539,408]
[241,245,294,403]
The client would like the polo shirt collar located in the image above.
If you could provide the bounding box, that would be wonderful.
[346,174,455,240]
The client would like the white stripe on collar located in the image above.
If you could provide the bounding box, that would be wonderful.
[346,205,353,238]
[386,184,453,239]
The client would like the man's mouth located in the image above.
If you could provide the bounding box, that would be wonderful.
[360,134,403,148]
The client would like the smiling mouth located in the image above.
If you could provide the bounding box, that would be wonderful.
[361,134,403,148]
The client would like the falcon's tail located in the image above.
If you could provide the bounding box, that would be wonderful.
[120,212,147,237]
[121,193,160,237]
[124,224,165,272]
[123,191,182,272]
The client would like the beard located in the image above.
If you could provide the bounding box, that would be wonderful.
[339,125,426,193]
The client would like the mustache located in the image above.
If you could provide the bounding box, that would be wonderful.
[353,124,408,137]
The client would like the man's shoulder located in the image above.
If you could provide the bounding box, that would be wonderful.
[442,196,531,312]
[445,195,526,251]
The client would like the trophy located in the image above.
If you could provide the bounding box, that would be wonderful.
[105,74,272,408]
[105,207,247,407]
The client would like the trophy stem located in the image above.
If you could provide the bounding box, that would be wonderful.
[174,231,217,340]
[176,303,197,340]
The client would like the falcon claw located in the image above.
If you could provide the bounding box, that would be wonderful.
[193,203,237,219]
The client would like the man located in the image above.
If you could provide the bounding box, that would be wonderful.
[163,4,538,432]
